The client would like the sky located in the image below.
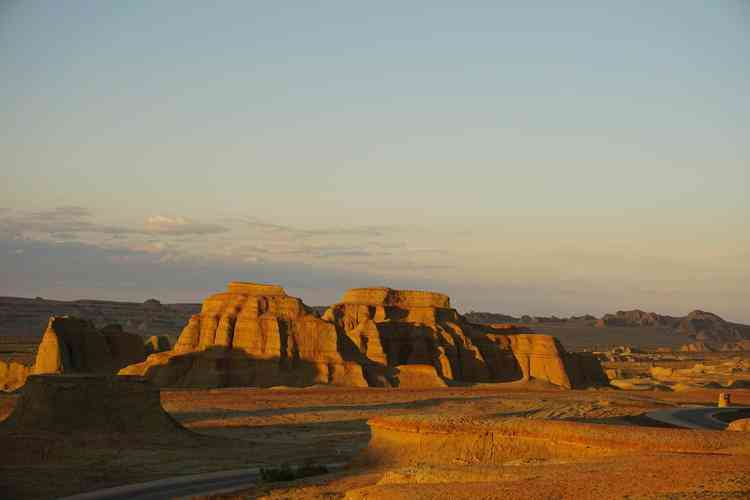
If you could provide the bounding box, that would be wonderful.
[1,2,749,321]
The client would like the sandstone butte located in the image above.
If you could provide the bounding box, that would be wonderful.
[32,317,146,375]
[121,282,606,389]
[0,317,149,392]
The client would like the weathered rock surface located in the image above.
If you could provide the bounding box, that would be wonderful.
[0,374,187,436]
[121,282,368,388]
[595,309,750,346]
[144,335,172,355]
[728,418,750,432]
[355,414,750,470]
[323,287,605,389]
[31,317,146,375]
[0,360,30,391]
[678,310,750,342]
[596,310,678,328]
[121,283,605,389]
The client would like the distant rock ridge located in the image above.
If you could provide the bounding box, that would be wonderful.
[596,309,679,328]
[595,309,750,345]
[122,282,606,389]
[0,295,200,338]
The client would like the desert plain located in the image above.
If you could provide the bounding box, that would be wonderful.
[2,382,750,499]
[1,283,749,499]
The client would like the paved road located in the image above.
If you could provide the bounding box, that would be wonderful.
[645,406,750,430]
[59,463,346,500]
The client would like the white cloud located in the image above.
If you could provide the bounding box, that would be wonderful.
[144,215,228,235]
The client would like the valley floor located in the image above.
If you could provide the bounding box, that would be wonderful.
[1,383,749,499]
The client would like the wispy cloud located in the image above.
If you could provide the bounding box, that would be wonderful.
[144,215,228,235]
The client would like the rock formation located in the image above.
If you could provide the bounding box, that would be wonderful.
[121,283,606,389]
[728,418,750,432]
[677,310,750,343]
[596,310,678,328]
[144,335,172,355]
[0,374,187,437]
[120,282,368,387]
[0,361,29,391]
[32,317,146,375]
[594,309,750,346]
[323,287,606,389]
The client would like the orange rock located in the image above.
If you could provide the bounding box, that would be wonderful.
[727,418,750,431]
[121,282,368,388]
[31,317,146,376]
[325,287,606,389]
[121,283,606,390]
[0,360,30,392]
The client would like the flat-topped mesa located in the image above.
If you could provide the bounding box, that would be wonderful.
[226,281,287,296]
[121,282,368,388]
[341,287,451,309]
[323,287,606,389]
[120,282,606,390]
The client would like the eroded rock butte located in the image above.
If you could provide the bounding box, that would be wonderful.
[121,282,605,389]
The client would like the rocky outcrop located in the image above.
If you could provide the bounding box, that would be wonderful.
[594,309,750,345]
[728,418,750,432]
[120,282,368,388]
[31,317,146,375]
[0,374,187,437]
[144,335,172,355]
[121,283,605,389]
[595,310,678,328]
[677,310,750,342]
[356,414,750,470]
[0,361,30,391]
[323,287,605,389]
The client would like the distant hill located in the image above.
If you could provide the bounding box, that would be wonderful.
[0,296,200,339]
[465,308,750,350]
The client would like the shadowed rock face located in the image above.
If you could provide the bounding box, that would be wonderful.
[0,374,187,436]
[121,283,606,389]
[144,335,171,355]
[324,288,606,389]
[121,282,368,388]
[31,317,146,376]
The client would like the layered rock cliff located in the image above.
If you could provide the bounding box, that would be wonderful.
[324,287,605,389]
[123,283,605,389]
[120,282,368,387]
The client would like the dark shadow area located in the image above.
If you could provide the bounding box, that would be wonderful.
[169,395,485,423]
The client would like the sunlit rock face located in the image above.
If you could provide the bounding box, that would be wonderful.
[121,282,368,388]
[31,317,145,375]
[122,283,606,389]
[324,287,606,389]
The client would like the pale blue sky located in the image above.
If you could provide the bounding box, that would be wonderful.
[1,2,749,320]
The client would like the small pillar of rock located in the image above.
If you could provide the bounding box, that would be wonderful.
[718,392,731,408]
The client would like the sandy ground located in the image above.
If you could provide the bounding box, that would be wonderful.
[1,383,749,499]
